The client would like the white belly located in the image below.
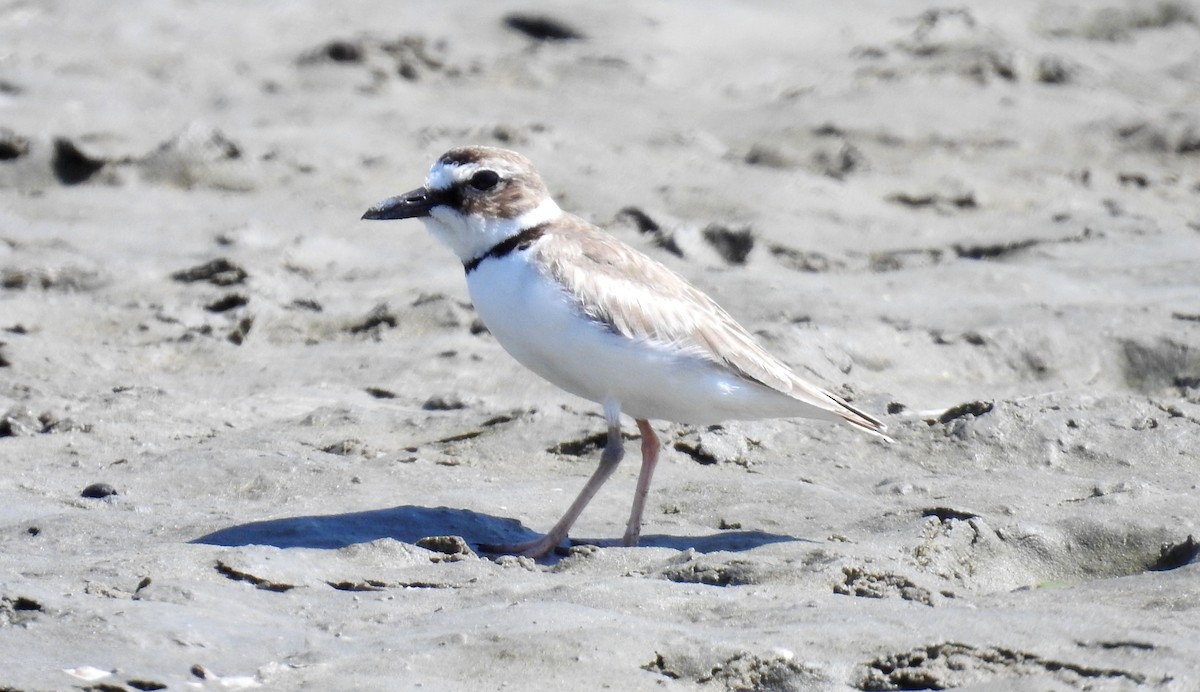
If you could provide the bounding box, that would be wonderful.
[466,252,803,424]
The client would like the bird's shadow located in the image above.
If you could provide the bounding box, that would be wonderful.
[191,505,801,555]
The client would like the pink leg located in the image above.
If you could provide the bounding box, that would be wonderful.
[480,415,625,559]
[622,419,660,547]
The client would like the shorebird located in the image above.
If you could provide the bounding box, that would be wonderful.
[363,146,889,558]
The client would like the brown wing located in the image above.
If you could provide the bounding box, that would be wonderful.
[534,215,887,436]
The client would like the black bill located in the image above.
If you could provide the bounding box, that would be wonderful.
[362,186,451,220]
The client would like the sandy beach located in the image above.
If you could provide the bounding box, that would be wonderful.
[2,1,1199,689]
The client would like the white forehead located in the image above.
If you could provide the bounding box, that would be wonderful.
[425,158,522,191]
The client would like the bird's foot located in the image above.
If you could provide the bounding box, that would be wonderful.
[478,534,568,559]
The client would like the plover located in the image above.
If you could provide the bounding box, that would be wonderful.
[363,145,890,558]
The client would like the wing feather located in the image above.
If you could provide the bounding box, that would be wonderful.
[534,215,888,438]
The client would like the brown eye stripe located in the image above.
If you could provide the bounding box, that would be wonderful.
[455,179,539,219]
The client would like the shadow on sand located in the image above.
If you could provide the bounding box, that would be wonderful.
[192,505,801,554]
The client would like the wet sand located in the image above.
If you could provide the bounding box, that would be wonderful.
[2,1,1199,689]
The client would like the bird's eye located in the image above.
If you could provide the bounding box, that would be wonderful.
[468,169,500,191]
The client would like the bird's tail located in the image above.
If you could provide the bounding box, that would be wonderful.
[832,397,894,443]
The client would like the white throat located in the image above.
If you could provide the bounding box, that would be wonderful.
[423,196,563,263]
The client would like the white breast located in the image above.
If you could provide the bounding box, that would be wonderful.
[466,250,806,424]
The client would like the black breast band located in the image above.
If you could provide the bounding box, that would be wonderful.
[463,224,549,274]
